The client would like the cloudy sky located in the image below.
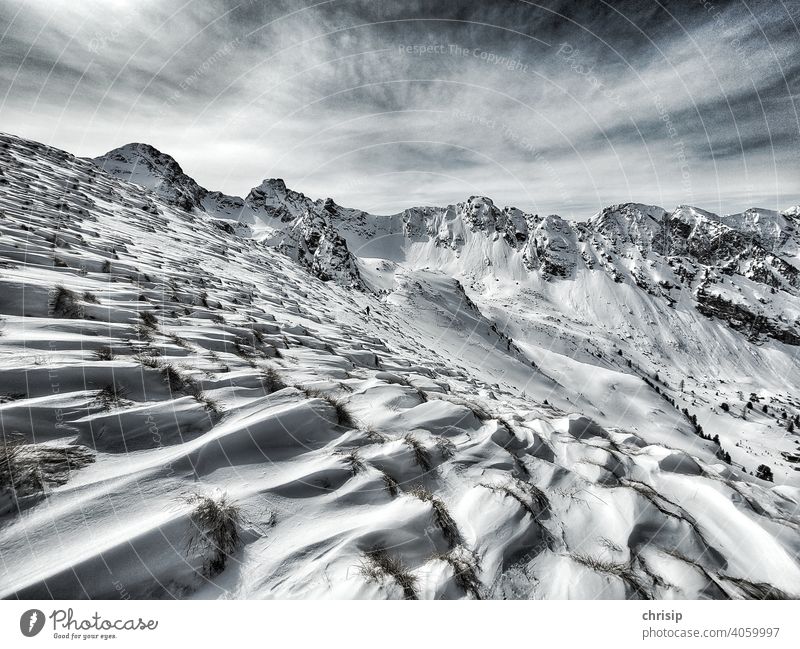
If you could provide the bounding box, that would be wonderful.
[1,0,798,216]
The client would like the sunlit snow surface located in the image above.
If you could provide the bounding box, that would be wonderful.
[0,133,799,600]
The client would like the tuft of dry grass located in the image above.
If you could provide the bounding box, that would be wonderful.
[134,351,162,368]
[404,434,432,471]
[133,323,154,342]
[0,436,32,499]
[364,427,388,444]
[1,435,94,514]
[436,548,482,599]
[184,493,242,577]
[93,345,114,361]
[139,310,158,329]
[327,396,356,428]
[571,553,648,599]
[409,485,461,547]
[184,383,222,418]
[160,364,197,393]
[480,479,549,518]
[719,575,791,600]
[303,388,356,428]
[260,366,286,394]
[359,548,418,599]
[168,333,192,350]
[344,451,366,476]
[381,472,399,497]
[51,285,82,318]
[94,382,130,410]
[250,328,265,345]
[434,437,456,459]
[0,392,26,404]
[232,337,257,366]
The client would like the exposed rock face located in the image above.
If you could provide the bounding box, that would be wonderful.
[590,203,669,254]
[529,214,578,278]
[88,143,800,345]
[694,283,800,345]
[245,178,315,221]
[92,143,208,211]
[279,206,364,290]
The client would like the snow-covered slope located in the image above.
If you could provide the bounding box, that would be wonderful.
[1,132,799,600]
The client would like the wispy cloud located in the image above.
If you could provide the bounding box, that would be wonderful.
[0,0,798,216]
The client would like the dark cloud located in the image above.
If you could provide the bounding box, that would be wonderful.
[0,0,797,216]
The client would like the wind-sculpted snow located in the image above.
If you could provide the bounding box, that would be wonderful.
[1,132,799,600]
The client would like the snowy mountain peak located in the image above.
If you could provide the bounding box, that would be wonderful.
[782,205,800,218]
[92,142,207,211]
[245,177,314,221]
[262,177,288,193]
[590,203,668,248]
[93,142,188,184]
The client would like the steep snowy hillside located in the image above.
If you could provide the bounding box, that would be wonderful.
[1,132,799,600]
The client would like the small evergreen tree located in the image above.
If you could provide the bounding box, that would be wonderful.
[755,464,774,482]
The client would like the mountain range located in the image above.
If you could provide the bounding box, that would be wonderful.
[1,132,798,599]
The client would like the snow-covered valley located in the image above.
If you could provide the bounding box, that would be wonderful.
[1,132,799,599]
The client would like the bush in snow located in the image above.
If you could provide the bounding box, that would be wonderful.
[185,493,242,578]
